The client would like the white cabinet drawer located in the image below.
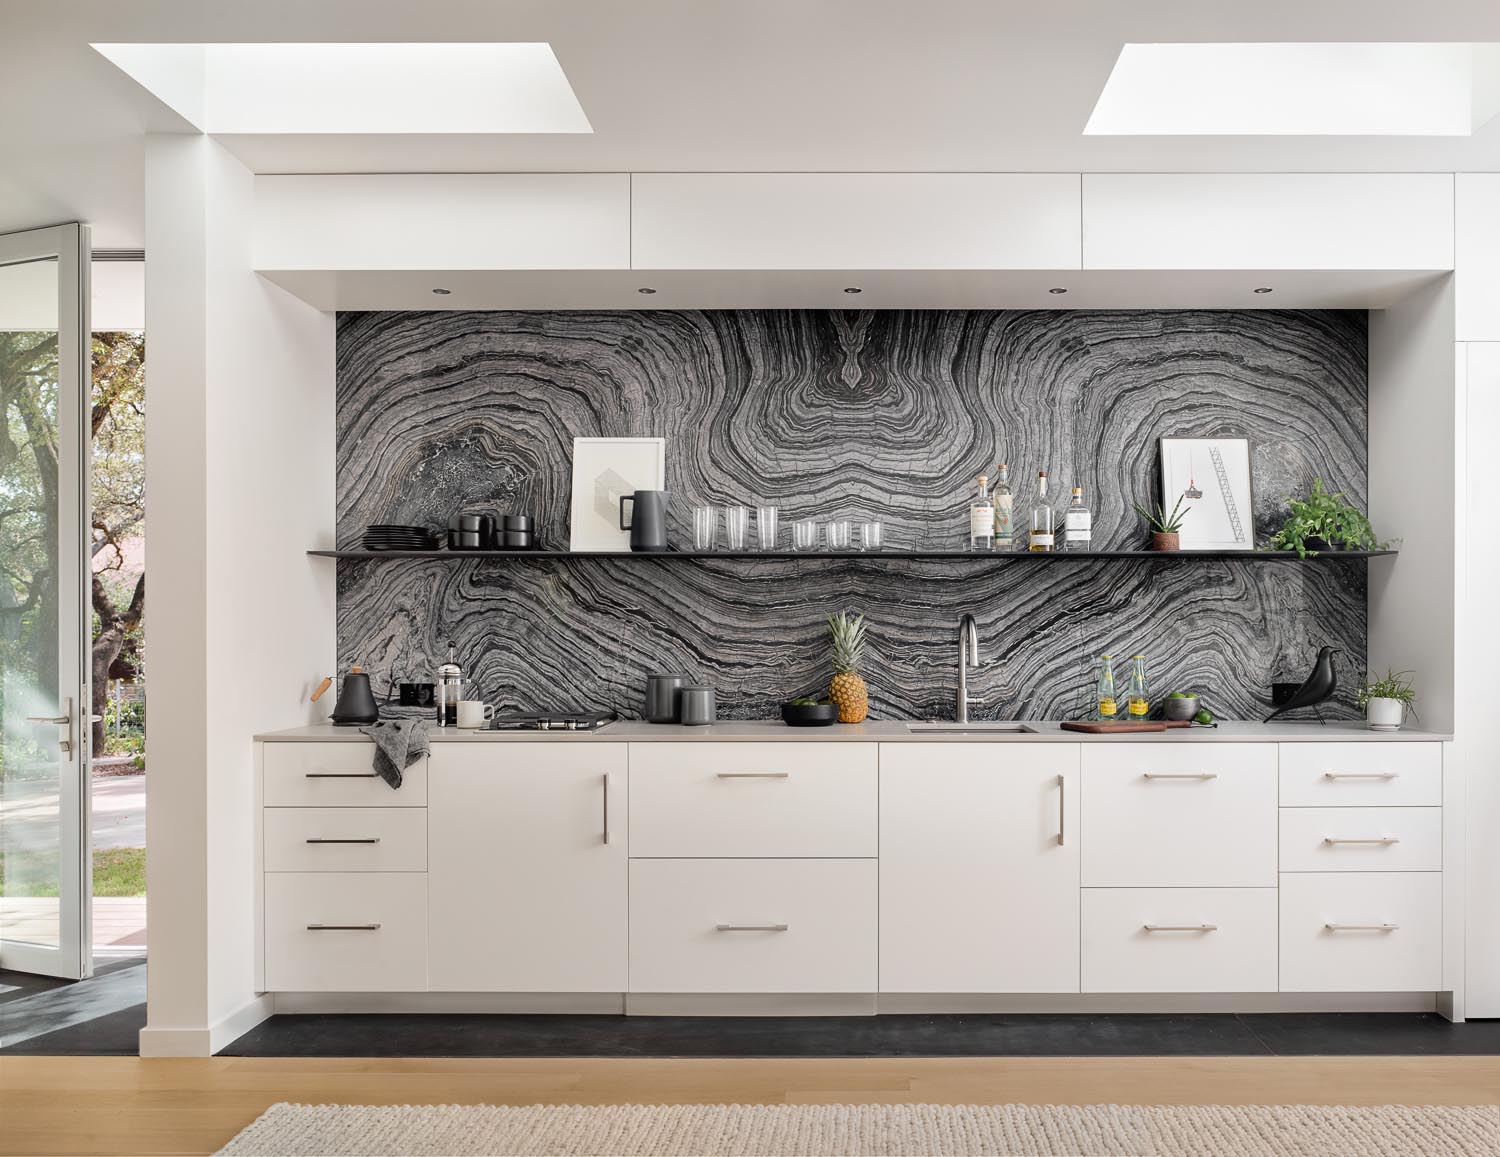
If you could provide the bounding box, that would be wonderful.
[628,743,876,858]
[264,808,428,873]
[263,743,427,807]
[1279,807,1441,873]
[1082,888,1277,993]
[629,859,877,993]
[263,872,427,991]
[1280,873,1442,992]
[1278,743,1441,807]
[1081,744,1276,887]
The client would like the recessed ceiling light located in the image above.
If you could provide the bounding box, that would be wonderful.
[432,287,451,295]
[637,287,657,295]
[1253,287,1274,294]
[844,287,862,295]
[1048,287,1068,295]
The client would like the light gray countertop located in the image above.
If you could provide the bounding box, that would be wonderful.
[256,720,1449,743]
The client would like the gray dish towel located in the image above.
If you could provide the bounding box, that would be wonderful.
[358,719,430,789]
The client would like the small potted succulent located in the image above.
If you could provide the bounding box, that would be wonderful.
[1267,478,1387,558]
[1357,668,1417,732]
[1133,494,1190,551]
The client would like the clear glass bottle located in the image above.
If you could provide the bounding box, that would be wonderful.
[992,463,1015,549]
[1063,486,1092,551]
[968,474,995,552]
[1096,654,1119,721]
[1126,654,1150,719]
[1028,471,1055,553]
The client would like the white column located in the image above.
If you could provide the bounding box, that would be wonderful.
[141,134,336,1056]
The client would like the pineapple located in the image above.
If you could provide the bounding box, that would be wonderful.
[827,611,870,723]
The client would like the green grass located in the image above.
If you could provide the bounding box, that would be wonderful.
[0,847,145,898]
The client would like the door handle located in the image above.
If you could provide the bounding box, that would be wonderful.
[1325,922,1399,932]
[1143,923,1218,932]
[716,772,790,779]
[715,923,789,932]
[1056,774,1065,846]
[26,713,70,725]
[1143,772,1217,780]
[25,697,72,756]
[602,772,610,845]
[305,838,381,844]
[306,923,382,931]
[1323,836,1399,845]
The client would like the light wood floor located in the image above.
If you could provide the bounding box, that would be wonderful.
[4,1056,1500,1156]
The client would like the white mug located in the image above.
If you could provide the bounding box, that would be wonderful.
[455,700,495,729]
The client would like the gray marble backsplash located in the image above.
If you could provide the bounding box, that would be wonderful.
[336,309,1368,721]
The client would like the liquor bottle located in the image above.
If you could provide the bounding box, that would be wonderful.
[1126,654,1150,719]
[1028,471,1055,553]
[1096,654,1119,721]
[992,463,1015,549]
[968,474,995,552]
[1063,486,1092,551]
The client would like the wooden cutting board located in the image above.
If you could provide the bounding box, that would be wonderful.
[1059,719,1194,734]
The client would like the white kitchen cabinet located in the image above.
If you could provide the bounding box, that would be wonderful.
[263,743,427,807]
[264,872,428,992]
[1279,807,1441,873]
[631,173,1082,270]
[1280,873,1442,992]
[1082,174,1454,271]
[427,744,628,992]
[1081,743,1277,888]
[629,858,877,993]
[1278,743,1441,807]
[879,743,1080,993]
[628,742,876,858]
[264,807,428,873]
[1081,887,1278,994]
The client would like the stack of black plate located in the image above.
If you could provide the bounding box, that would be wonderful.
[362,524,439,552]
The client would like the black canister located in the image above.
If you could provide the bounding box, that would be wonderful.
[644,673,690,723]
[678,685,716,726]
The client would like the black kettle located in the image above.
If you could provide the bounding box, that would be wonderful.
[331,666,380,726]
[619,490,671,552]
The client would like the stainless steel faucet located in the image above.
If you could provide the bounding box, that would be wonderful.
[956,613,981,722]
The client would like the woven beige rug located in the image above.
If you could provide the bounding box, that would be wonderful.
[216,1101,1500,1156]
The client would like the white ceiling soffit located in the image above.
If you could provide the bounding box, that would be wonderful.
[90,42,591,134]
[1087,43,1500,136]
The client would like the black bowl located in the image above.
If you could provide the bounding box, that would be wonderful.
[781,701,839,727]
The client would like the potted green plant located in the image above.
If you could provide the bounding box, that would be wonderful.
[1356,668,1417,732]
[1267,478,1387,558]
[1133,494,1190,551]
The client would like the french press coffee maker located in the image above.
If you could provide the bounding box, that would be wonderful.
[435,642,463,728]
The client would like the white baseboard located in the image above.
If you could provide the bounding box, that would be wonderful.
[877,992,1440,1014]
[627,993,878,1017]
[138,993,275,1058]
[273,992,626,1015]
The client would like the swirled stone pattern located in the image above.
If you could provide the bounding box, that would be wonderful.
[336,309,1368,721]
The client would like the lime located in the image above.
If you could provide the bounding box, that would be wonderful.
[1167,691,1187,699]
[1194,709,1214,725]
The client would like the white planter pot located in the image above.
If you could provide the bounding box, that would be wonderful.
[1366,697,1406,731]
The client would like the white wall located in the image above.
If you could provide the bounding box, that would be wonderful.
[141,134,335,1056]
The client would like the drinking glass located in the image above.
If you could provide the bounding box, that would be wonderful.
[859,520,883,551]
[723,505,749,550]
[825,520,851,550]
[756,505,779,551]
[792,519,818,551]
[692,505,717,551]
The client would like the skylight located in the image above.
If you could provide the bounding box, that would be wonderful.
[92,43,591,134]
[1085,43,1500,136]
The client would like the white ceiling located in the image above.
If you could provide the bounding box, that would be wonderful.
[6,0,1500,248]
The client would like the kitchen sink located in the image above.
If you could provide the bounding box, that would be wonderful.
[904,721,1039,733]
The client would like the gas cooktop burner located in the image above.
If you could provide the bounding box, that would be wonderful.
[488,710,618,732]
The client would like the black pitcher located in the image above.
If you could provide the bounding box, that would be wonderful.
[619,490,671,552]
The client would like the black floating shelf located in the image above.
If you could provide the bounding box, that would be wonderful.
[310,549,1397,561]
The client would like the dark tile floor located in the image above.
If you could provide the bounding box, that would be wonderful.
[0,959,146,1055]
[221,1011,1500,1058]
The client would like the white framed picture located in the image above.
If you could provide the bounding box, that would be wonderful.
[1159,436,1255,550]
[569,437,667,551]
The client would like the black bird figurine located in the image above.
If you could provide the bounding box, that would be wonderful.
[1265,646,1341,723]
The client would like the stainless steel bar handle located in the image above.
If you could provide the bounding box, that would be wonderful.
[305,837,381,844]
[306,923,382,931]
[1325,922,1399,931]
[1323,836,1400,845]
[305,772,379,779]
[715,923,789,932]
[1143,772,1218,780]
[1056,774,1066,846]
[1325,772,1398,780]
[602,773,610,845]
[716,772,791,779]
[1143,923,1219,932]
[25,713,70,725]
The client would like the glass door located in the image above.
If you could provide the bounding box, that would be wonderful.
[0,224,91,979]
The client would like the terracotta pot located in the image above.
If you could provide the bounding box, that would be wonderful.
[1150,531,1180,551]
